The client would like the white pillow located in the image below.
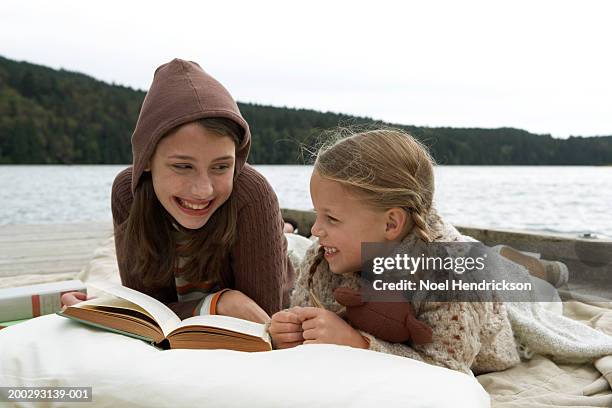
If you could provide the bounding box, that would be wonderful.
[0,315,489,407]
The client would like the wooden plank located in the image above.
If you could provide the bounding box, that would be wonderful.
[0,253,95,265]
[281,208,612,263]
[0,222,111,235]
[0,224,112,244]
[0,261,87,277]
[0,235,111,253]
[1,217,610,300]
[0,223,113,278]
[281,208,611,299]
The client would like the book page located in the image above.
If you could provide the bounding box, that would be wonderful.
[90,281,180,337]
[73,296,156,322]
[173,314,269,340]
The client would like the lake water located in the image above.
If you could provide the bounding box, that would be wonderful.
[1,165,610,237]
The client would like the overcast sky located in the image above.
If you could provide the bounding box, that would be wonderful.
[2,0,610,138]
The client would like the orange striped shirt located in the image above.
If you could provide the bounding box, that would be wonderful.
[173,229,220,310]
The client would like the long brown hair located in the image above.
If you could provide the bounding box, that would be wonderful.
[121,117,243,290]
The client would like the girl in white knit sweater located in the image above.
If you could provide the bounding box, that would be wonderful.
[269,128,521,375]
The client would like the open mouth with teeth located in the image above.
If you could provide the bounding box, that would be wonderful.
[323,246,339,258]
[174,197,213,214]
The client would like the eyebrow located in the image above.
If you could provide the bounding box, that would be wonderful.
[168,155,235,161]
[168,155,195,160]
[213,156,235,161]
[316,207,334,213]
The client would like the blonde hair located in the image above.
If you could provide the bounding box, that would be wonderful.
[307,128,441,299]
[315,128,437,242]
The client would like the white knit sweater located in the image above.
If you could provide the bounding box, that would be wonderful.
[290,215,521,375]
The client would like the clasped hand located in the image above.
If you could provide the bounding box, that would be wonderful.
[269,307,368,350]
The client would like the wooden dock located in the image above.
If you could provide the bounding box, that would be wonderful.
[282,209,612,300]
[1,217,611,300]
[0,222,112,288]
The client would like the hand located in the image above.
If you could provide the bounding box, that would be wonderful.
[269,309,304,349]
[293,307,369,349]
[216,290,270,324]
[61,291,96,310]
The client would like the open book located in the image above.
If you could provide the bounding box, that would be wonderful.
[57,281,271,352]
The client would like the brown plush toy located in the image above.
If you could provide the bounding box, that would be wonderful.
[333,287,433,345]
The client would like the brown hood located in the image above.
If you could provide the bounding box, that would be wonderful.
[130,58,251,193]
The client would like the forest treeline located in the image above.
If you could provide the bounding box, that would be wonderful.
[1,55,611,165]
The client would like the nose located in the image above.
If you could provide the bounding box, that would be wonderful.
[191,173,213,198]
[311,217,326,238]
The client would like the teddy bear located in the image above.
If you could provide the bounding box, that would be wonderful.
[333,287,433,345]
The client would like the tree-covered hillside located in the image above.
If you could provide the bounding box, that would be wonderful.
[1,55,610,165]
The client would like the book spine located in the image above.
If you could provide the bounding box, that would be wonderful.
[0,290,84,321]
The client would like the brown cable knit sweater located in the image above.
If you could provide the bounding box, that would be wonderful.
[111,58,294,315]
[290,214,520,375]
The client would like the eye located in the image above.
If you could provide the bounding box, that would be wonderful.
[327,215,339,223]
[172,164,192,170]
[212,163,231,172]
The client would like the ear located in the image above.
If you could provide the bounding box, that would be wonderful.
[383,208,411,241]
[144,161,151,172]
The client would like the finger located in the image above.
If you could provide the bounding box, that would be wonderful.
[269,322,303,334]
[74,292,88,300]
[274,331,304,344]
[301,318,318,331]
[269,322,301,334]
[60,293,71,306]
[295,307,324,322]
[61,293,80,307]
[303,340,321,345]
[272,311,302,324]
[302,328,318,341]
[282,310,301,324]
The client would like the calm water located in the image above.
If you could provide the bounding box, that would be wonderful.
[1,165,610,237]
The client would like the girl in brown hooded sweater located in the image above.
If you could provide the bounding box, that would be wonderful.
[63,59,294,322]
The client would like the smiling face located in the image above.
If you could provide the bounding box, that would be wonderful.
[309,171,390,274]
[147,122,236,230]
